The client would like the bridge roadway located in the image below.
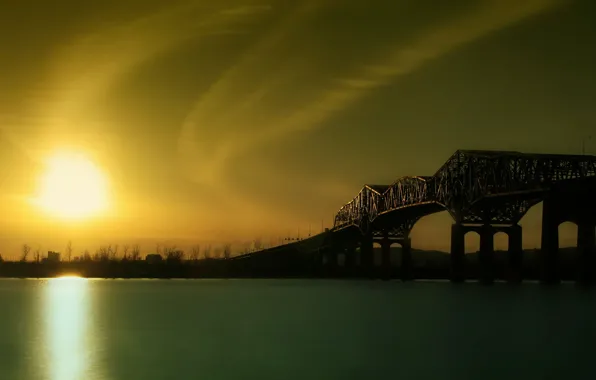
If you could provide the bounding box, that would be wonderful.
[231,150,596,285]
[227,233,333,277]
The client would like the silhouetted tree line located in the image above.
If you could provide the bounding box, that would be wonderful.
[0,240,587,281]
[0,241,240,279]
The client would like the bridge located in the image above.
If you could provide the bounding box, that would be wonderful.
[327,150,596,285]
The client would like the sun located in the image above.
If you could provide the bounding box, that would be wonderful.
[33,151,110,219]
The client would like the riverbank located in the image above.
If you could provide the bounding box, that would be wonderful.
[0,254,588,282]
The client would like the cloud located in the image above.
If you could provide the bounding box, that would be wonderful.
[9,0,274,161]
[177,0,563,213]
[238,0,564,145]
[0,1,285,237]
[177,1,326,181]
[220,4,273,16]
[0,0,568,239]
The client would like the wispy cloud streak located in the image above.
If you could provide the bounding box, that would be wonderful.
[9,1,274,160]
[179,0,563,189]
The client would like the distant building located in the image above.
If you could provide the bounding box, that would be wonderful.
[47,251,60,262]
[145,254,163,264]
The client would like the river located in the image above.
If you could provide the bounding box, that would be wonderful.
[0,278,594,379]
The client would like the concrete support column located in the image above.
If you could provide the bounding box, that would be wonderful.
[381,239,392,280]
[450,223,466,283]
[479,224,495,285]
[326,251,337,273]
[401,238,412,281]
[540,199,560,285]
[577,223,596,286]
[318,249,326,267]
[311,249,323,277]
[345,245,356,270]
[507,224,523,284]
[360,234,374,278]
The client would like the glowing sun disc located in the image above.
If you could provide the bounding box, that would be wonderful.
[55,275,86,281]
[33,151,109,219]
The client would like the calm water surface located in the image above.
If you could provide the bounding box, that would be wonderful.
[0,279,594,380]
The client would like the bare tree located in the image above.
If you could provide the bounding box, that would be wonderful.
[166,249,184,262]
[131,244,141,261]
[122,244,130,260]
[190,245,200,261]
[223,243,231,259]
[160,245,183,262]
[20,244,31,262]
[34,248,41,263]
[109,244,119,261]
[203,244,211,260]
[212,247,222,259]
[65,241,73,262]
[155,243,162,257]
[98,246,110,261]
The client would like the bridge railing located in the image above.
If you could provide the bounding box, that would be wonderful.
[333,185,385,230]
[382,176,436,213]
[434,151,596,208]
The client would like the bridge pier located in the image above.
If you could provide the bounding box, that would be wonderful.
[381,239,391,280]
[360,234,374,278]
[345,245,356,276]
[540,199,560,285]
[450,223,466,283]
[507,224,523,284]
[326,251,338,276]
[377,234,412,281]
[577,222,596,286]
[401,238,412,281]
[479,224,495,285]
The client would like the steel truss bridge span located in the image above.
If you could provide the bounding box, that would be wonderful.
[333,150,596,234]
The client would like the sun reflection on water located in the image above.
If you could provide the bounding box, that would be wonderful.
[44,276,91,380]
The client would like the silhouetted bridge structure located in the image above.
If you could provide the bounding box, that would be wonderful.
[328,150,596,284]
[232,150,596,285]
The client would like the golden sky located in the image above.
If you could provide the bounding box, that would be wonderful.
[0,0,593,258]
